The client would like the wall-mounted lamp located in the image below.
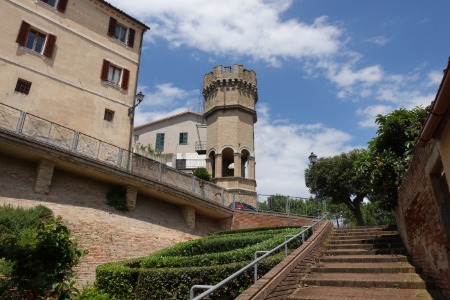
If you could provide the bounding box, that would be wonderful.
[128,91,145,116]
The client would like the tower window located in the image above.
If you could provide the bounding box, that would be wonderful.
[15,79,32,95]
[179,132,188,144]
[104,109,115,121]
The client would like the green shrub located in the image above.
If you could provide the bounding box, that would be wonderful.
[96,226,311,299]
[192,167,211,181]
[0,205,85,299]
[105,186,128,211]
[76,286,111,300]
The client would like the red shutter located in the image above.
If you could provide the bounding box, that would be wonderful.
[43,34,57,58]
[121,68,130,90]
[57,0,68,13]
[127,28,135,48]
[101,59,110,81]
[107,17,116,37]
[16,21,31,46]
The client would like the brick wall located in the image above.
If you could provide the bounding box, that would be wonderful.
[0,155,221,285]
[232,211,313,230]
[397,139,450,296]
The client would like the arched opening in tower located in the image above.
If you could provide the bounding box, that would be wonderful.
[241,149,250,178]
[222,147,234,177]
[209,151,216,178]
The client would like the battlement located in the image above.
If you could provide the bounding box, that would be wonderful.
[203,64,257,87]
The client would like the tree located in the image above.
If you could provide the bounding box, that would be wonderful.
[192,167,211,181]
[305,149,370,226]
[356,107,427,210]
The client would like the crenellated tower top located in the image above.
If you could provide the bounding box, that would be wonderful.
[202,64,258,117]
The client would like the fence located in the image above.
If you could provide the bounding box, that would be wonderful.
[256,194,326,217]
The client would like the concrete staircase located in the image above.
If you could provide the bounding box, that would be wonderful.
[288,226,445,300]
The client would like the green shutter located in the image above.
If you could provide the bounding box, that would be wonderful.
[156,133,165,152]
[179,132,188,144]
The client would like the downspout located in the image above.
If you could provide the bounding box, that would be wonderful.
[127,27,148,170]
[417,59,450,147]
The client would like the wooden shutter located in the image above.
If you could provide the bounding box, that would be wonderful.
[107,17,117,37]
[16,21,31,46]
[121,68,130,90]
[57,0,68,13]
[43,34,57,58]
[127,28,135,48]
[100,59,110,81]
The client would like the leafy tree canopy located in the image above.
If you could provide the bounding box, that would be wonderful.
[305,149,370,226]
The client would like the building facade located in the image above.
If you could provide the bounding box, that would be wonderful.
[203,64,257,201]
[1,0,149,149]
[133,111,207,173]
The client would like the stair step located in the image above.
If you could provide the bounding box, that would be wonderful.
[328,237,402,245]
[287,286,446,300]
[321,254,408,263]
[327,242,405,250]
[312,262,416,273]
[302,273,435,289]
[325,248,407,256]
[330,234,400,241]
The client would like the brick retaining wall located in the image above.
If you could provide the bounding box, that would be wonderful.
[232,211,314,230]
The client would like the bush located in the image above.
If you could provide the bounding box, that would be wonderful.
[0,205,85,299]
[192,167,211,181]
[96,226,311,299]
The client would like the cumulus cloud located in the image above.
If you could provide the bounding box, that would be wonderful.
[255,103,354,196]
[108,0,343,66]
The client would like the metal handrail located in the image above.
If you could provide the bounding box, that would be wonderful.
[189,213,328,300]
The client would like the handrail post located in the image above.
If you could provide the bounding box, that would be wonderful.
[284,235,295,257]
[254,251,269,282]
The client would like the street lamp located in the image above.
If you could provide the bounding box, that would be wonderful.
[128,91,145,116]
[308,152,322,216]
[308,152,317,166]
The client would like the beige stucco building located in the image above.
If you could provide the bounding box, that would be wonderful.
[133,111,207,173]
[1,0,149,149]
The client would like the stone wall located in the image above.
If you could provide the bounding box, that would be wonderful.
[397,139,450,296]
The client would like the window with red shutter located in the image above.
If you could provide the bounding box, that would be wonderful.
[101,60,110,81]
[121,69,130,90]
[16,21,57,58]
[57,0,68,13]
[108,17,136,47]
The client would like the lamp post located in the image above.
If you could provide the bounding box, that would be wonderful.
[308,152,321,217]
[127,92,145,170]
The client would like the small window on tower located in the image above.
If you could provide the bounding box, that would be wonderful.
[15,79,32,95]
[104,109,115,121]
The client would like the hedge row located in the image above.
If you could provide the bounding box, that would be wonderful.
[96,226,312,299]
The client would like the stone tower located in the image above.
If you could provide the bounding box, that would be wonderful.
[203,64,257,203]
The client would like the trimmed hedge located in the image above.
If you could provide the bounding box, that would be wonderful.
[96,226,312,299]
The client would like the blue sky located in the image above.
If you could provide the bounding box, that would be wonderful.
[109,0,448,197]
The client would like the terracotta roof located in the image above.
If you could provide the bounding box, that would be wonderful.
[97,0,150,30]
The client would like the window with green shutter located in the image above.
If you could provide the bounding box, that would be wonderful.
[179,132,188,145]
[155,133,165,152]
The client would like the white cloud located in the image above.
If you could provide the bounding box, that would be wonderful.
[426,70,444,87]
[356,105,393,128]
[366,35,390,46]
[108,0,343,66]
[254,103,353,196]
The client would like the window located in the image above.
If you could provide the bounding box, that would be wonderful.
[155,133,165,152]
[104,109,114,121]
[100,59,129,89]
[176,159,186,169]
[107,17,135,48]
[15,79,32,95]
[179,132,188,144]
[38,0,68,12]
[16,21,57,58]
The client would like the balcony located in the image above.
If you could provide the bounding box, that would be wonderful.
[195,141,207,154]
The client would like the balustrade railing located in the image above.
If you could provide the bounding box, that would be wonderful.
[0,103,232,206]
